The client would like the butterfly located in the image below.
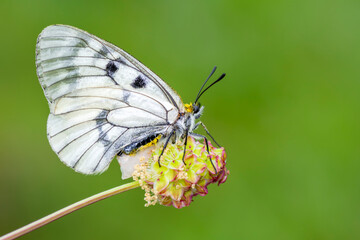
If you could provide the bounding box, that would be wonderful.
[36,25,225,176]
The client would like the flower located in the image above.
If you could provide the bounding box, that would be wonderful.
[132,136,228,208]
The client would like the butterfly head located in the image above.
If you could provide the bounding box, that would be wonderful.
[184,102,203,118]
[184,102,200,113]
[193,102,201,114]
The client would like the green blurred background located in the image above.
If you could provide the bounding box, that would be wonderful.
[1,0,359,239]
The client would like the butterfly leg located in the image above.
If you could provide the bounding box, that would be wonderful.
[181,129,189,165]
[157,129,175,167]
[171,130,177,144]
[189,132,217,174]
[196,121,221,147]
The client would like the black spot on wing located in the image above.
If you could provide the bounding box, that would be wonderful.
[106,61,119,81]
[131,75,147,89]
[106,61,118,74]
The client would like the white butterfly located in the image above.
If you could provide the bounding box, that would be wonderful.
[36,25,224,176]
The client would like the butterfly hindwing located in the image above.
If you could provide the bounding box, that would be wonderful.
[36,25,182,174]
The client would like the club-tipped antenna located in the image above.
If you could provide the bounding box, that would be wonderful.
[194,73,226,104]
[194,66,217,104]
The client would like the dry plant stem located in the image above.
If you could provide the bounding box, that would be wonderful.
[0,181,140,240]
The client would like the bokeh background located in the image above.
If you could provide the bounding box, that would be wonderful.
[1,0,359,239]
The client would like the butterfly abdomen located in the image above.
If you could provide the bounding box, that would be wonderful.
[122,134,162,155]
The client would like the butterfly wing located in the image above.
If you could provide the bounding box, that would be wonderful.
[36,25,183,174]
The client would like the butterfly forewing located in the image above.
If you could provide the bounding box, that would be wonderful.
[36,25,183,174]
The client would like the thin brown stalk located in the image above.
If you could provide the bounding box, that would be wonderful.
[0,181,140,240]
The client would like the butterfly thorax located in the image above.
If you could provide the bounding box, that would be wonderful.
[173,103,204,139]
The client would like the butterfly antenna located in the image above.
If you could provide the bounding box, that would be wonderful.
[194,73,226,104]
[194,66,217,104]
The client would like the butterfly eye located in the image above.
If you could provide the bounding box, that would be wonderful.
[193,103,201,114]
